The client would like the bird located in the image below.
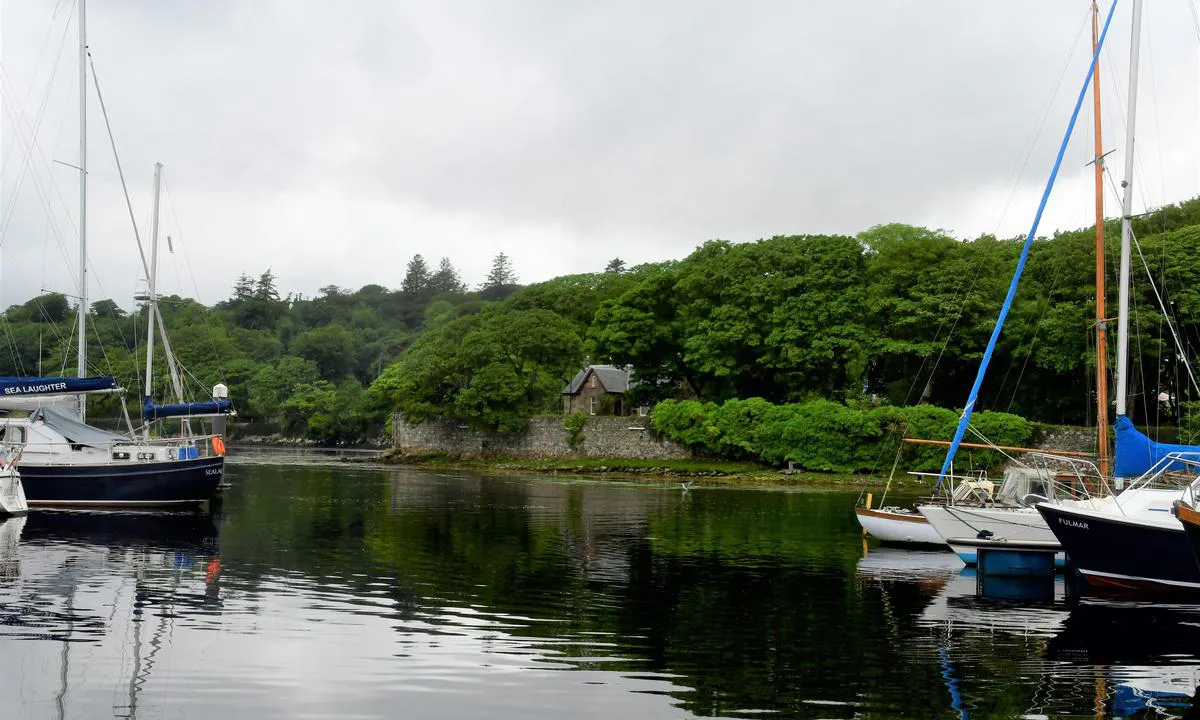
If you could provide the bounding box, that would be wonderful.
[681,480,694,492]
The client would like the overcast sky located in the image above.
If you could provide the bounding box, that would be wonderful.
[1,1,1198,309]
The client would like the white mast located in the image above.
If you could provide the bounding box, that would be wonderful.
[1116,0,1144,417]
[143,163,162,441]
[76,0,88,420]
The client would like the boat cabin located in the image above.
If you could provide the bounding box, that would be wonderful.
[994,466,1056,505]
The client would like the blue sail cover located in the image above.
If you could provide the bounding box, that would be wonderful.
[1114,414,1200,478]
[0,376,117,396]
[143,397,233,421]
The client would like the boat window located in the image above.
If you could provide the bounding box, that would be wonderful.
[997,467,1054,503]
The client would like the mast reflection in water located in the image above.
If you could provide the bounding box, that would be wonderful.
[1,465,1200,718]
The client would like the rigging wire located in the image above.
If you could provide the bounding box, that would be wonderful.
[0,48,80,279]
[162,170,233,391]
[87,53,151,282]
[1000,257,1065,415]
[1131,228,1200,399]
[989,7,1093,236]
[1103,167,1200,408]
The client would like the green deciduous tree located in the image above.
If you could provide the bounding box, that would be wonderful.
[290,324,357,381]
[371,306,583,432]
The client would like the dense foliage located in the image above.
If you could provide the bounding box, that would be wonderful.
[650,398,1034,473]
[0,254,518,443]
[9,197,1200,451]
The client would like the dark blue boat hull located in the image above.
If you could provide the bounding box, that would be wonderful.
[1037,503,1200,590]
[18,456,224,507]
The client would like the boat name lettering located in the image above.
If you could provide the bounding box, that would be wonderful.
[1058,518,1089,530]
[205,468,222,476]
[4,382,68,395]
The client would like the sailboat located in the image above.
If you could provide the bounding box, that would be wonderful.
[907,1,1125,564]
[1031,0,1200,592]
[0,0,233,507]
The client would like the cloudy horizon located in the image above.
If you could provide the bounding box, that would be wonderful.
[2,1,1199,309]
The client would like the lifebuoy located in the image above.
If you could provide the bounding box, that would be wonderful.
[212,436,226,456]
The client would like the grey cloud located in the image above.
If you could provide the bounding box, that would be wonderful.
[2,1,1197,307]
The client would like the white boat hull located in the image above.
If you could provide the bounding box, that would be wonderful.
[0,470,27,516]
[854,507,944,546]
[917,504,1063,566]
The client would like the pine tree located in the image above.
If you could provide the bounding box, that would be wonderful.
[429,257,466,293]
[604,257,626,274]
[255,269,281,301]
[483,252,517,289]
[232,274,255,301]
[401,254,431,295]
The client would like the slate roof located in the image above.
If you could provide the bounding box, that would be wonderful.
[563,365,633,395]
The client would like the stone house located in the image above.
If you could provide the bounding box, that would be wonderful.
[562,365,639,416]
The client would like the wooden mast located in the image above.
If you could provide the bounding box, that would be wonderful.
[1091,0,1110,476]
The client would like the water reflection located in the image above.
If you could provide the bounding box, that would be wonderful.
[5,467,1200,717]
[856,547,1200,718]
[0,509,221,719]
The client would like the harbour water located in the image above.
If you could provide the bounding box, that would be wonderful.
[0,463,1197,718]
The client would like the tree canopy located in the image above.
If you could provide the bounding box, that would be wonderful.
[8,196,1200,446]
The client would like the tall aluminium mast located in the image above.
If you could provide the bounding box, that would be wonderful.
[143,163,162,441]
[77,0,88,420]
[1116,0,1144,420]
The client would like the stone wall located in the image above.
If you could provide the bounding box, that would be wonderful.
[392,414,692,460]
[1035,425,1096,455]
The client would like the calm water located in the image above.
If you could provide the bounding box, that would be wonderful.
[0,464,1198,719]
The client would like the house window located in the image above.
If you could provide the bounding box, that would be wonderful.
[638,405,649,417]
[589,397,597,415]
[590,375,597,389]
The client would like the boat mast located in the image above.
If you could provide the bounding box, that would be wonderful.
[1116,0,1144,419]
[936,0,1120,484]
[1091,1,1110,477]
[143,163,162,441]
[77,0,88,421]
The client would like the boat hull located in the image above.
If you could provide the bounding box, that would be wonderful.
[1037,502,1200,591]
[19,456,224,507]
[918,504,1063,566]
[854,507,944,547]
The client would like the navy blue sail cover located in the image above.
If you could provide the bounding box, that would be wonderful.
[0,375,117,396]
[143,397,233,421]
[1114,414,1200,477]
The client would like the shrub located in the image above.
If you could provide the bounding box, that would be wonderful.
[564,412,587,448]
[651,397,1034,473]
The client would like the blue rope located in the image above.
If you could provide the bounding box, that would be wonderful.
[937,0,1121,487]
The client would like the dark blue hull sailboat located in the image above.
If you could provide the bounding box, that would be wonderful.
[1,3,235,509]
[1037,500,1200,591]
[19,456,224,507]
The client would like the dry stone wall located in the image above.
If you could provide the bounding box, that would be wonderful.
[392,414,692,460]
[1035,425,1096,455]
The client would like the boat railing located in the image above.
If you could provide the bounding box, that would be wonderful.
[909,469,994,505]
[15,433,226,460]
[1023,453,1107,502]
[1026,450,1200,515]
[1122,451,1200,491]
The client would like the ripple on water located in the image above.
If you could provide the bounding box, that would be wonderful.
[2,469,1199,718]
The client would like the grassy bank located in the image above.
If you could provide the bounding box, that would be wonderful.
[379,450,927,489]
